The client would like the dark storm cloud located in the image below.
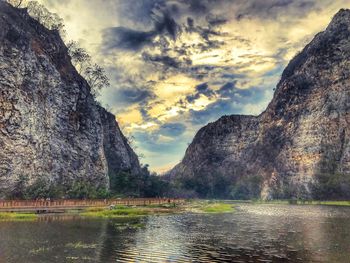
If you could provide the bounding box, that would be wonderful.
[187,0,208,14]
[189,99,233,125]
[188,82,269,125]
[184,14,228,48]
[216,82,264,102]
[119,88,154,104]
[139,104,162,124]
[103,27,156,51]
[218,82,235,96]
[111,0,164,26]
[187,65,242,81]
[186,83,215,103]
[206,14,228,27]
[196,82,214,95]
[123,0,316,24]
[153,10,179,40]
[221,73,245,79]
[101,84,155,108]
[102,2,179,52]
[142,53,181,68]
[235,0,316,20]
[102,0,229,60]
[159,123,186,137]
[197,27,225,42]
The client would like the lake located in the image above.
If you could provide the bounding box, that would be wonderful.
[0,204,349,262]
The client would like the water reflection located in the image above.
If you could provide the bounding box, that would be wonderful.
[0,205,349,262]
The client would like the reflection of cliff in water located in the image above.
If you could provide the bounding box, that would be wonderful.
[97,217,149,262]
[0,217,108,262]
[302,214,350,262]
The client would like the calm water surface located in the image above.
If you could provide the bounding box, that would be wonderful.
[0,204,349,262]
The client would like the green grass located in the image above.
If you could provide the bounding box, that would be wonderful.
[200,203,235,213]
[183,200,235,213]
[0,212,38,221]
[311,201,350,206]
[81,205,152,218]
[81,201,236,218]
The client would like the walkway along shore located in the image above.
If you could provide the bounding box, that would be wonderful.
[0,198,185,213]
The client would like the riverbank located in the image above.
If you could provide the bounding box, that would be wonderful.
[81,200,235,218]
[0,200,235,221]
[0,212,38,221]
[251,200,350,206]
[217,199,350,206]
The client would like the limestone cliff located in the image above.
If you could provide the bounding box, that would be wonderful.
[169,9,350,200]
[0,2,141,197]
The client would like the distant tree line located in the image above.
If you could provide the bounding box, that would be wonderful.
[169,172,263,200]
[312,172,350,200]
[109,165,170,198]
[9,175,110,200]
[167,169,350,201]
[7,164,170,200]
[8,168,350,200]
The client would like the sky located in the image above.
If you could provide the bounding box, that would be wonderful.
[39,0,349,173]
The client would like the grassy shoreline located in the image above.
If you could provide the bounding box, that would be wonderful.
[81,201,235,218]
[0,212,38,221]
[2,199,349,221]
[0,201,235,221]
[251,200,350,206]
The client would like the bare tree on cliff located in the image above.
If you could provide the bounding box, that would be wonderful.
[84,64,110,96]
[67,41,110,96]
[6,0,65,33]
[6,0,110,97]
[66,41,91,74]
[6,0,24,8]
[26,1,64,31]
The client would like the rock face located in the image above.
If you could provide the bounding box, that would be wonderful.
[169,9,350,199]
[0,2,140,197]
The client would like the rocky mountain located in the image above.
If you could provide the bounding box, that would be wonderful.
[0,2,141,198]
[169,9,350,200]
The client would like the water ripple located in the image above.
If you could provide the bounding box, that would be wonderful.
[0,204,350,262]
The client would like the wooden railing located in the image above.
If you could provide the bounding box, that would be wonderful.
[0,198,185,211]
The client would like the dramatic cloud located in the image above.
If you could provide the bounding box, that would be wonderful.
[40,0,350,172]
[103,27,155,51]
[103,6,179,51]
[159,123,186,137]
